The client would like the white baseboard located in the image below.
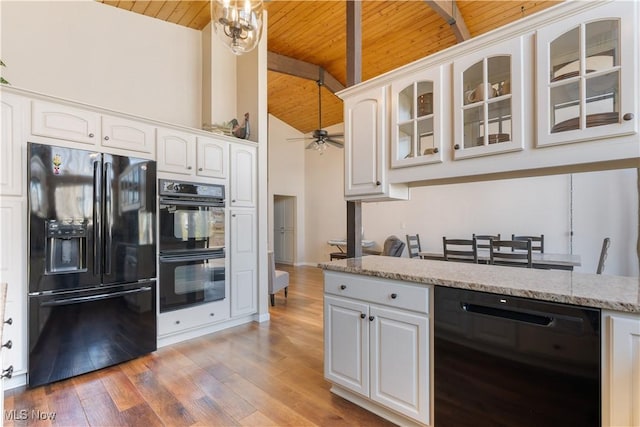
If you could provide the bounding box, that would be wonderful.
[4,372,27,391]
[330,385,428,427]
[157,314,256,347]
[254,312,270,323]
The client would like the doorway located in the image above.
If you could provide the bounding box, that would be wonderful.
[273,195,296,264]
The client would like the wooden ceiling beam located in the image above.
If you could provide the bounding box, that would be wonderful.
[267,51,345,94]
[424,0,471,42]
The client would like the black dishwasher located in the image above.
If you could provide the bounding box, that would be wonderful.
[434,287,600,427]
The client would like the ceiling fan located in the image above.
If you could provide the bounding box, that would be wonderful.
[288,75,344,153]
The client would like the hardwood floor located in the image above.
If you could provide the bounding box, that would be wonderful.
[5,266,395,427]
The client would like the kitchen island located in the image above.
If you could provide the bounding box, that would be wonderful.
[319,256,640,427]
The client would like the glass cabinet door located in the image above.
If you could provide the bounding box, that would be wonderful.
[391,66,443,168]
[453,37,524,160]
[536,1,637,146]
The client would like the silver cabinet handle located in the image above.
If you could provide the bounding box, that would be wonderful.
[187,166,193,170]
[4,318,12,325]
[2,340,12,349]
[104,136,110,141]
[88,133,94,138]
[2,366,13,379]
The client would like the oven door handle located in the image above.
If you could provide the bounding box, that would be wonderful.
[160,253,225,263]
[159,198,225,208]
[41,286,153,307]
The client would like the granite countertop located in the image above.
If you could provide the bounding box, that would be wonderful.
[318,256,640,313]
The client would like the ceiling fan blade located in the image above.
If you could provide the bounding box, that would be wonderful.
[287,136,314,141]
[326,133,344,138]
[326,139,344,148]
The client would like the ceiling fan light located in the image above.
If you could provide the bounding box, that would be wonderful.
[211,0,264,55]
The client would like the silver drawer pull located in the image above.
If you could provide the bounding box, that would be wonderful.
[2,365,13,379]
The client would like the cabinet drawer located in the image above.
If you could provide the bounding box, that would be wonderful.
[158,299,230,336]
[324,271,429,314]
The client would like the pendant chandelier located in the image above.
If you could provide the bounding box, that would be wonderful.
[211,0,264,55]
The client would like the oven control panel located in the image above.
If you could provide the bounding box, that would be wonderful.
[159,179,225,200]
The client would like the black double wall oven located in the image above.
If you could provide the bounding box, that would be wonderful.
[158,180,226,313]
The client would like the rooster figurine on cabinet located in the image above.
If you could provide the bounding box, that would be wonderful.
[231,113,250,139]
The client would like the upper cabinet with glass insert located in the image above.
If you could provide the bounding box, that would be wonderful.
[536,1,637,147]
[453,37,524,160]
[391,66,443,168]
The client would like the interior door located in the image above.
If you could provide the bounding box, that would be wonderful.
[273,195,295,264]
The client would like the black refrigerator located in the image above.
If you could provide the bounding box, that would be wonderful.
[27,142,157,387]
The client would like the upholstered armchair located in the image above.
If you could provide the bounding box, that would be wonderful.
[268,250,289,306]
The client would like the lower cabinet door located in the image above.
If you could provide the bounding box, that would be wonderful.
[230,209,257,317]
[324,295,369,396]
[603,312,640,427]
[370,305,430,424]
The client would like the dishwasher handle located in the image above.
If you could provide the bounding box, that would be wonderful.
[461,303,554,327]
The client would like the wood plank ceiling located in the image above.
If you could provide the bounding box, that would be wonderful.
[97,1,560,134]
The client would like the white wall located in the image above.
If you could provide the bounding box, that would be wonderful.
[267,114,307,264]
[303,123,346,264]
[1,0,202,127]
[572,169,638,276]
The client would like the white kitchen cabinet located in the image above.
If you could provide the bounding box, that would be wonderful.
[0,199,26,381]
[101,115,155,155]
[325,295,370,396]
[31,100,100,145]
[31,99,157,156]
[602,311,640,427]
[157,129,229,179]
[1,92,26,196]
[391,66,444,168]
[197,136,228,179]
[453,36,524,160]
[229,143,256,207]
[230,209,257,317]
[156,127,197,175]
[536,1,638,147]
[158,299,230,337]
[324,272,430,425]
[342,85,408,201]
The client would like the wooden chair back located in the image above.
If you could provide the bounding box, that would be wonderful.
[443,237,478,263]
[490,239,532,267]
[473,233,500,250]
[405,234,422,258]
[512,234,544,252]
[596,237,611,274]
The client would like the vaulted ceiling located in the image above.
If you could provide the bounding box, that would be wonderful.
[97,1,560,134]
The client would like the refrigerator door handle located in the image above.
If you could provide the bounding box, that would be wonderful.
[41,286,153,307]
[104,161,113,275]
[93,159,103,277]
